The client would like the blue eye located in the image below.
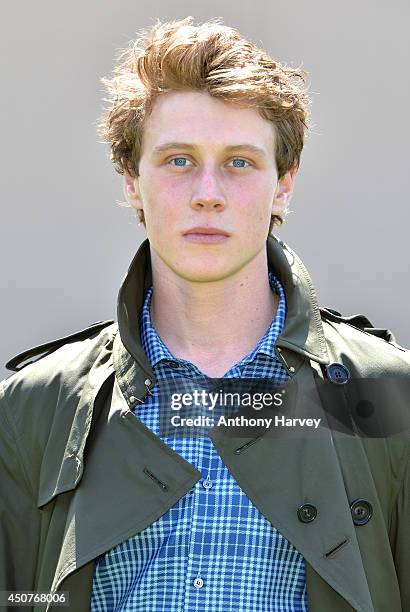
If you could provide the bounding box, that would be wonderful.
[170,157,190,167]
[230,159,249,168]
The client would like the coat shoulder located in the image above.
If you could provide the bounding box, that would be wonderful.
[319,306,410,375]
[0,320,118,513]
[1,320,118,407]
[4,319,116,373]
[320,307,401,345]
[319,307,410,500]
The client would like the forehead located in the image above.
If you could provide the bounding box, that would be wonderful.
[141,90,276,152]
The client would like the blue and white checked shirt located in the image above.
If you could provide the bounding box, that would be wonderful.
[90,271,308,612]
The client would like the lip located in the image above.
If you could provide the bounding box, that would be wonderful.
[182,227,231,237]
[182,226,231,245]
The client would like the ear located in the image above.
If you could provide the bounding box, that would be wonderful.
[271,164,298,217]
[122,169,143,212]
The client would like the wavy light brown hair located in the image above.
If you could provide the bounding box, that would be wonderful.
[98,16,312,232]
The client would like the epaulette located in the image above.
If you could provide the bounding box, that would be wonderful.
[5,320,115,372]
[320,307,399,345]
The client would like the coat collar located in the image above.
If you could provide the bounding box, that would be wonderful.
[116,234,330,380]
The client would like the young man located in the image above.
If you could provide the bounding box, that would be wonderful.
[1,16,409,612]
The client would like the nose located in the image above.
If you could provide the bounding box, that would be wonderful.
[190,169,226,212]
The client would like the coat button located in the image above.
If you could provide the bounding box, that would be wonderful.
[297,503,318,523]
[325,363,351,385]
[350,499,373,525]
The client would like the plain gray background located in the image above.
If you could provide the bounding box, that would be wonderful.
[1,0,409,381]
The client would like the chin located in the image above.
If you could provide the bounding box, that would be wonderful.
[155,243,259,282]
[171,261,245,283]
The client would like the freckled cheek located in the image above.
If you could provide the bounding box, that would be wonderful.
[143,191,188,239]
[164,183,188,208]
[230,184,273,220]
[142,177,186,218]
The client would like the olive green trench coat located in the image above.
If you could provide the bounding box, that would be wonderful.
[1,235,409,612]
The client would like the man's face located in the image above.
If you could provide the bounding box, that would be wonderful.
[125,90,294,282]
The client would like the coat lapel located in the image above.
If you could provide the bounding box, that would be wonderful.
[47,372,201,600]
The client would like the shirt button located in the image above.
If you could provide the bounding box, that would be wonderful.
[202,478,213,490]
[193,577,204,589]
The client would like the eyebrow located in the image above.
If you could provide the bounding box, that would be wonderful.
[152,142,268,158]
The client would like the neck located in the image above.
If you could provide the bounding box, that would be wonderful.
[148,246,278,376]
